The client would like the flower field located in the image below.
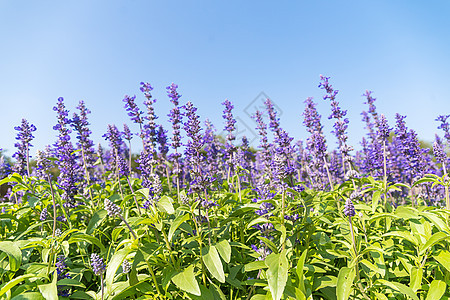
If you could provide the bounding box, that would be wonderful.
[1,76,450,299]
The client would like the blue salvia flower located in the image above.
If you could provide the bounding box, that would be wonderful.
[394,113,429,182]
[91,253,105,276]
[56,255,70,279]
[12,119,37,176]
[122,259,131,274]
[222,99,237,169]
[117,156,130,178]
[319,75,353,175]
[303,97,328,187]
[104,199,121,217]
[253,110,271,174]
[434,140,447,164]
[436,115,450,144]
[71,101,96,178]
[103,124,124,153]
[35,146,53,180]
[141,82,158,150]
[156,125,169,157]
[123,94,144,125]
[343,198,355,217]
[53,97,82,208]
[183,101,212,193]
[40,207,48,221]
[123,124,133,142]
[167,83,182,159]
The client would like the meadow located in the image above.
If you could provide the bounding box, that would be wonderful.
[1,76,450,299]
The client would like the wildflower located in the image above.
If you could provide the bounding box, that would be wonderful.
[122,259,131,274]
[104,199,121,217]
[40,208,48,221]
[12,118,37,176]
[91,253,106,276]
[434,140,447,164]
[343,198,355,217]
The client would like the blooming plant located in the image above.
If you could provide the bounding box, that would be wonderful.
[1,77,450,300]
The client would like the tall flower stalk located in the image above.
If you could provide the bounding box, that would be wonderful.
[13,119,37,177]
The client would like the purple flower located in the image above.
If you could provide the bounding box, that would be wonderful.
[40,207,48,221]
[35,146,53,179]
[434,140,446,164]
[123,124,133,141]
[436,115,450,144]
[104,199,121,217]
[12,119,36,176]
[103,124,124,152]
[91,253,106,276]
[141,82,158,150]
[71,101,96,176]
[123,94,144,124]
[167,83,183,154]
[343,198,355,217]
[53,97,82,208]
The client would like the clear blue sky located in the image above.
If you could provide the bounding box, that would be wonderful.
[1,0,449,156]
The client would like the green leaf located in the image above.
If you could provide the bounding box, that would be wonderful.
[86,209,107,235]
[409,267,422,292]
[0,241,22,272]
[38,272,58,300]
[168,213,190,242]
[0,274,46,297]
[57,278,86,288]
[296,249,307,294]
[244,261,267,272]
[215,240,231,263]
[105,246,134,295]
[425,280,446,300]
[171,265,201,296]
[202,245,225,283]
[395,206,419,219]
[11,293,45,300]
[336,267,355,300]
[376,279,419,300]
[372,190,381,213]
[265,249,289,300]
[69,233,106,253]
[434,250,450,272]
[419,232,448,256]
[157,195,175,214]
[382,231,418,246]
[247,217,272,229]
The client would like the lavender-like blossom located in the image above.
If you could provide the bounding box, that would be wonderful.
[12,119,36,176]
[122,259,131,274]
[123,95,144,125]
[117,156,130,177]
[343,198,355,217]
[319,75,353,173]
[141,82,158,150]
[436,115,450,144]
[56,255,70,280]
[253,110,271,174]
[104,199,121,217]
[103,124,124,153]
[71,101,96,178]
[156,125,169,157]
[91,253,106,276]
[167,83,182,157]
[40,207,48,221]
[53,97,82,208]
[123,124,133,141]
[35,146,53,180]
[434,140,447,164]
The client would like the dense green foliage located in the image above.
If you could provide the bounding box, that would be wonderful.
[1,171,450,300]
